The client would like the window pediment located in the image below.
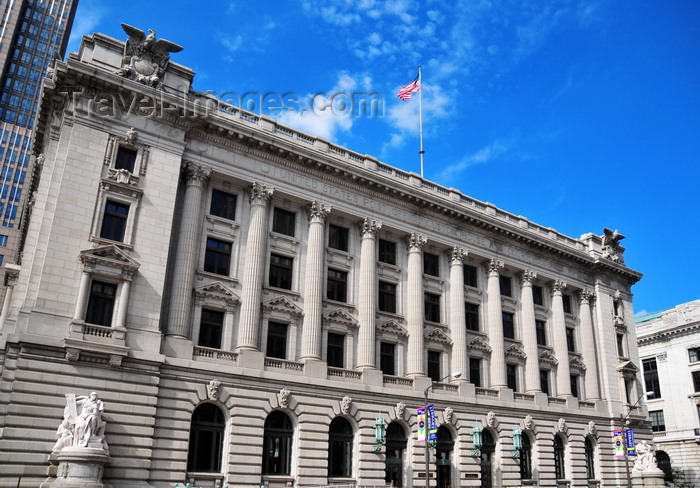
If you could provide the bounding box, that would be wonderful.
[323,308,358,328]
[262,295,303,317]
[569,355,586,371]
[80,245,140,275]
[505,343,526,360]
[194,281,239,307]
[425,328,452,345]
[377,320,408,338]
[538,349,558,366]
[468,336,492,354]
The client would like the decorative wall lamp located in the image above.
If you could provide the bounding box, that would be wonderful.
[510,428,523,457]
[372,417,386,452]
[470,424,483,456]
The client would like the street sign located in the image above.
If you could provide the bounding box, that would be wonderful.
[613,430,624,457]
[417,407,426,442]
[625,428,636,456]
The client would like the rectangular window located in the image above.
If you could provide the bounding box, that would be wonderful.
[562,294,572,314]
[115,146,137,172]
[266,321,287,359]
[499,275,512,297]
[650,410,665,432]
[100,200,129,242]
[328,224,349,252]
[532,286,544,306]
[378,281,397,313]
[540,369,550,395]
[269,254,293,290]
[327,332,345,368]
[327,268,348,302]
[380,342,395,376]
[425,292,441,322]
[85,280,116,327]
[199,309,224,349]
[617,333,626,357]
[502,312,515,339]
[210,189,237,221]
[272,207,295,236]
[465,303,479,331]
[643,358,662,399]
[0,234,7,246]
[469,358,482,387]
[689,347,700,363]
[692,371,700,393]
[566,327,576,352]
[463,264,478,288]
[378,239,396,265]
[423,252,439,277]
[536,320,547,346]
[507,364,518,391]
[204,238,231,276]
[570,374,579,398]
[428,350,441,382]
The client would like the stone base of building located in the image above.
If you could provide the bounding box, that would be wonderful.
[631,469,665,488]
[45,447,110,488]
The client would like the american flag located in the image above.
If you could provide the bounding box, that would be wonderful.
[397,73,420,100]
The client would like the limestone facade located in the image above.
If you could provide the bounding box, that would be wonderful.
[0,30,649,488]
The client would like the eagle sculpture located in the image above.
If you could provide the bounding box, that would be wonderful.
[117,23,183,88]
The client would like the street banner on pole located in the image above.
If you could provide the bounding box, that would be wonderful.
[427,404,437,442]
[417,407,426,442]
[625,429,636,456]
[613,430,624,457]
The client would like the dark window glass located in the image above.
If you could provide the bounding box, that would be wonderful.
[427,350,441,382]
[643,358,662,399]
[570,375,579,399]
[532,286,544,306]
[210,189,237,220]
[617,333,626,357]
[272,208,295,236]
[378,239,396,265]
[469,358,481,387]
[187,403,225,472]
[380,342,395,376]
[535,320,547,346]
[566,327,576,352]
[425,292,440,322]
[657,451,672,482]
[266,322,287,359]
[199,309,224,349]
[115,146,137,172]
[262,411,293,475]
[85,281,116,326]
[562,294,572,314]
[540,370,550,395]
[327,332,345,368]
[693,371,700,393]
[465,303,479,331]
[650,410,665,432]
[100,200,128,242]
[328,224,349,252]
[463,264,477,287]
[204,238,231,276]
[689,347,700,363]
[499,275,512,297]
[520,433,532,480]
[502,312,515,339]
[328,417,353,477]
[584,437,595,480]
[507,364,518,391]
[423,252,439,277]
[554,435,565,479]
[378,281,397,313]
[384,422,407,487]
[327,268,348,302]
[269,254,293,290]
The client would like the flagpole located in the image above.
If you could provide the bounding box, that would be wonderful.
[418,65,425,178]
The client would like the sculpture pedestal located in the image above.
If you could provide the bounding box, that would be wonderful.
[631,469,666,488]
[47,447,110,488]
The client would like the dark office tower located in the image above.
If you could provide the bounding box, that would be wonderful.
[0,0,79,302]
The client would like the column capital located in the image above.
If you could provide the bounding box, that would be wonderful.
[359,217,382,237]
[580,288,596,304]
[182,161,211,184]
[552,279,567,295]
[488,258,504,275]
[520,270,537,286]
[307,200,331,222]
[248,182,274,205]
[450,246,468,265]
[405,232,427,251]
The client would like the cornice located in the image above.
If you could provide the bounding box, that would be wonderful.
[637,322,700,346]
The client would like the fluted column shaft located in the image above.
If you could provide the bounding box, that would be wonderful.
[551,280,572,396]
[487,259,506,387]
[114,271,134,329]
[168,162,210,338]
[449,247,468,380]
[580,290,600,399]
[520,271,540,392]
[406,233,427,376]
[357,218,381,369]
[237,183,274,350]
[300,201,330,360]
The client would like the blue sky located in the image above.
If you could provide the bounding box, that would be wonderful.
[68,1,700,316]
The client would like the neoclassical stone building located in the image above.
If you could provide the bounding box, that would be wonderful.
[0,29,649,488]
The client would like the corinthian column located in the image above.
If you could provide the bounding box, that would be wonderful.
[551,280,571,396]
[487,259,506,387]
[520,271,540,392]
[357,218,382,369]
[406,233,427,376]
[449,247,468,381]
[236,182,274,351]
[168,162,210,338]
[580,289,600,399]
[300,201,331,361]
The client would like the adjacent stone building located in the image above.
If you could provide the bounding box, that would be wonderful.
[0,28,649,488]
[636,300,700,486]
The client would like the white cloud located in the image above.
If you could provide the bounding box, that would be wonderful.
[436,139,514,180]
[67,1,108,53]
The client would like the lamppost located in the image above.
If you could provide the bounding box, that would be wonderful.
[423,371,461,488]
[621,391,652,488]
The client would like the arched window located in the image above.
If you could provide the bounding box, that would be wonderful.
[519,433,532,480]
[436,426,454,488]
[262,411,293,475]
[481,429,496,488]
[656,451,672,482]
[187,403,225,473]
[385,422,407,487]
[554,434,566,480]
[584,436,596,479]
[328,417,353,478]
